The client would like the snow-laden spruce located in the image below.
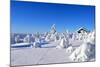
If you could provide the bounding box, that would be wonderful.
[56,33,70,49]
[69,30,95,62]
[45,24,60,42]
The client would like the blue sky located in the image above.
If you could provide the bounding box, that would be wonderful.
[11,1,95,33]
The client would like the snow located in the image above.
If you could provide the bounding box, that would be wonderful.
[66,46,75,54]
[11,43,32,47]
[11,24,95,66]
[11,48,71,66]
[69,31,95,62]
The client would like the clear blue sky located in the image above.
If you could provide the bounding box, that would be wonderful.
[11,1,95,33]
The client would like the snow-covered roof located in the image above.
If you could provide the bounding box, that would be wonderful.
[76,27,90,33]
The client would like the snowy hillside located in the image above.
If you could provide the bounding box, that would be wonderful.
[11,24,95,66]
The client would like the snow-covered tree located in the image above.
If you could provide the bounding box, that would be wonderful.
[15,35,20,43]
[69,30,95,62]
[50,24,56,34]
[23,34,31,43]
[56,33,69,49]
